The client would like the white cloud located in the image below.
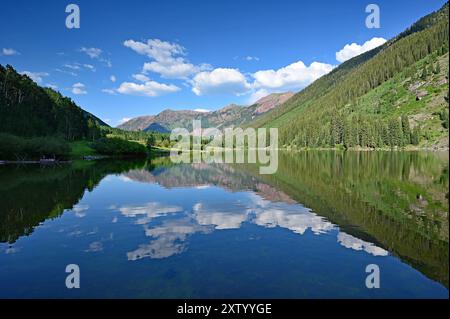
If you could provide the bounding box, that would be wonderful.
[110,75,116,82]
[71,82,87,95]
[64,63,95,72]
[72,204,89,218]
[245,56,260,61]
[193,202,248,230]
[118,118,131,125]
[142,61,197,79]
[117,80,180,97]
[64,63,81,70]
[337,232,388,256]
[132,74,150,82]
[20,71,49,83]
[124,39,185,62]
[80,47,102,59]
[80,47,111,67]
[194,108,210,113]
[117,202,183,226]
[191,68,252,96]
[124,38,209,79]
[85,241,103,252]
[248,89,271,104]
[83,64,96,71]
[55,68,77,77]
[336,37,386,63]
[101,88,116,95]
[253,61,334,92]
[2,48,20,56]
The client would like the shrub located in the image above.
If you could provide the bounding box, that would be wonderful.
[92,138,147,156]
[0,133,70,160]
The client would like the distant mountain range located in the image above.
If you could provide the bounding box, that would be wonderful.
[117,92,294,132]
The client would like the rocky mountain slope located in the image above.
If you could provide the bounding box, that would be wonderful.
[117,92,294,132]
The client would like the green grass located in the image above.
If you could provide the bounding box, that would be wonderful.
[69,140,98,159]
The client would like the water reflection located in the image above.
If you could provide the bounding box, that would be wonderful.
[0,151,448,297]
[114,194,341,260]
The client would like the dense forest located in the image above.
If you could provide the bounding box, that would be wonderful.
[251,3,449,150]
[0,64,103,140]
[0,65,152,159]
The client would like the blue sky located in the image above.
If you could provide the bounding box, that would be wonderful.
[0,0,446,126]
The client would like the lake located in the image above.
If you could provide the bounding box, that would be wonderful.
[0,151,448,298]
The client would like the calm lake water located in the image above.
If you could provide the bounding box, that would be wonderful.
[0,151,448,298]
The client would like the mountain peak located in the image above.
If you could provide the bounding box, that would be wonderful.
[117,91,293,131]
[253,92,294,114]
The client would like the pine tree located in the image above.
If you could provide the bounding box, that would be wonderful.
[146,134,156,150]
[401,115,411,145]
[411,126,421,145]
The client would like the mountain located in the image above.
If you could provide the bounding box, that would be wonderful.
[249,2,449,149]
[118,115,156,131]
[144,122,170,133]
[0,64,108,140]
[117,92,294,132]
[253,92,294,114]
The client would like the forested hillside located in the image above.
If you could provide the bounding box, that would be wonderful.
[0,64,105,140]
[251,3,449,150]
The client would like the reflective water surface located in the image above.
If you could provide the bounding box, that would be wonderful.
[0,151,448,298]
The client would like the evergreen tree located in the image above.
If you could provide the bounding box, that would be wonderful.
[401,115,411,145]
[146,133,156,150]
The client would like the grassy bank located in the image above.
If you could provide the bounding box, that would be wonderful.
[0,133,154,161]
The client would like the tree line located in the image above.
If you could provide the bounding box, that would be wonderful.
[0,64,102,140]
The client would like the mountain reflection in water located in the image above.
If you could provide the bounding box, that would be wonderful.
[0,151,448,298]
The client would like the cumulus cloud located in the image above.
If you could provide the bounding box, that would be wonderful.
[117,80,180,97]
[336,37,387,63]
[72,204,89,217]
[253,61,334,92]
[193,202,248,230]
[124,38,210,79]
[2,48,20,56]
[132,74,150,82]
[110,75,116,82]
[71,82,87,95]
[337,232,388,256]
[20,71,49,83]
[191,68,252,96]
[142,61,207,79]
[191,60,332,98]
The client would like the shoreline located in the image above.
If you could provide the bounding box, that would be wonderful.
[1,146,448,165]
